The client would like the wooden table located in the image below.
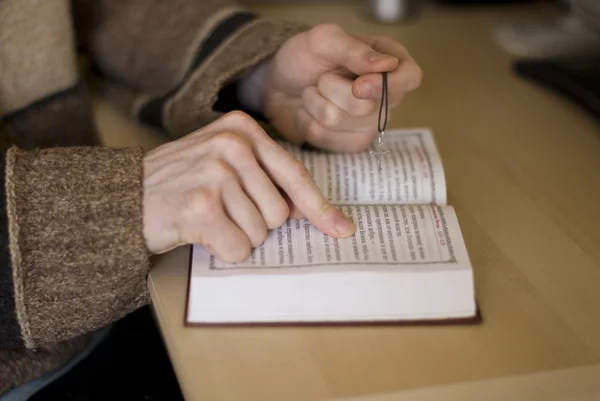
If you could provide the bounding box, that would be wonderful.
[94,1,600,400]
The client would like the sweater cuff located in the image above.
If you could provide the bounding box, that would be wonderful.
[3,146,149,349]
[99,12,307,138]
[159,17,307,137]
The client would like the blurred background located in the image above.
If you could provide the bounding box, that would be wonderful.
[95,0,599,153]
[28,1,598,400]
[238,0,600,123]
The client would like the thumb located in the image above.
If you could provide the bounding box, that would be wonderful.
[308,24,399,75]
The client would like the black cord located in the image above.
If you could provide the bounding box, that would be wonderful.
[377,72,389,133]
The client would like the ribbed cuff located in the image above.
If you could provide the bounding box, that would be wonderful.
[5,146,149,348]
[162,17,309,137]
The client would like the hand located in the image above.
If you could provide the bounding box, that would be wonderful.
[263,24,422,153]
[142,111,355,261]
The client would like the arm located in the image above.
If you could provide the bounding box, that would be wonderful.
[0,146,149,349]
[72,0,308,138]
[0,0,150,350]
[0,0,303,350]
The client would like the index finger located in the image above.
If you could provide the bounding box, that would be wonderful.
[207,112,356,239]
[309,25,399,76]
[350,35,423,103]
[258,139,356,239]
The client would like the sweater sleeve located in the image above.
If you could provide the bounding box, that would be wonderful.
[72,0,309,139]
[0,146,149,349]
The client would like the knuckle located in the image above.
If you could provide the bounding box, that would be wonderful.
[316,74,331,96]
[308,24,343,53]
[413,63,424,89]
[293,159,313,182]
[302,86,317,105]
[212,132,254,160]
[396,43,409,55]
[322,103,341,128]
[405,59,423,91]
[251,224,269,246]
[348,100,376,117]
[227,242,252,263]
[229,145,254,165]
[223,111,269,142]
[306,120,326,143]
[265,199,290,229]
[309,23,343,39]
[223,110,257,128]
[211,131,244,146]
[183,188,218,220]
[371,35,386,47]
[206,159,238,184]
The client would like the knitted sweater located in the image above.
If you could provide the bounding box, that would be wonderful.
[0,0,305,394]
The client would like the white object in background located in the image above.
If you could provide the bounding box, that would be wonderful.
[364,0,415,23]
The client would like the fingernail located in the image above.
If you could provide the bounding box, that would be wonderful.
[333,213,355,237]
[368,52,395,63]
[359,82,374,97]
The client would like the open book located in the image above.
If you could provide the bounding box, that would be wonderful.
[185,128,478,325]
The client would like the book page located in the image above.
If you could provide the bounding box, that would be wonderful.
[279,128,446,205]
[191,205,470,276]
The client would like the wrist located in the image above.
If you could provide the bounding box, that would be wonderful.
[236,58,273,115]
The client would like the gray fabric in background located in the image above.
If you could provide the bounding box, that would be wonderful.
[571,0,600,34]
